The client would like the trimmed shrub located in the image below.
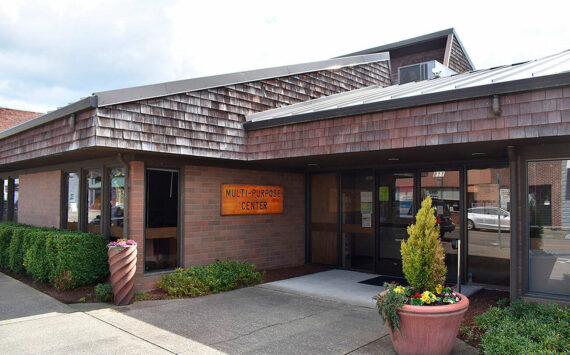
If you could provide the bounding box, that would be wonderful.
[0,223,110,290]
[401,196,446,293]
[24,231,50,282]
[0,224,14,268]
[157,268,209,297]
[475,300,569,354]
[95,283,114,302]
[158,260,262,297]
[49,232,109,290]
[8,227,28,273]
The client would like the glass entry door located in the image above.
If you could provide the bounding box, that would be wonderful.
[376,172,415,277]
[420,170,461,283]
[341,171,374,271]
[467,167,510,286]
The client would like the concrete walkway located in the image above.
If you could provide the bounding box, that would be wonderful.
[0,271,478,354]
[0,272,219,354]
[262,269,482,308]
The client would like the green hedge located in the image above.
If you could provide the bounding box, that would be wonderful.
[0,223,109,290]
[157,260,262,297]
[474,300,569,354]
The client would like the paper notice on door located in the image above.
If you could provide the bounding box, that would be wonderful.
[360,191,372,203]
[360,202,372,214]
[362,213,372,228]
[379,186,389,201]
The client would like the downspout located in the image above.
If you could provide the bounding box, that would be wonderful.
[492,95,502,117]
[118,153,130,239]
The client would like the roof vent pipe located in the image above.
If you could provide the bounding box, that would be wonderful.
[492,95,502,117]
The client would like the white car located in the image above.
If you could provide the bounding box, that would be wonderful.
[467,207,510,231]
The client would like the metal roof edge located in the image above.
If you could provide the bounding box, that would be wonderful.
[95,52,390,107]
[244,71,570,131]
[0,96,97,140]
[337,28,455,58]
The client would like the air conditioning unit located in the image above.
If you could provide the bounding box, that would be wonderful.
[398,60,456,84]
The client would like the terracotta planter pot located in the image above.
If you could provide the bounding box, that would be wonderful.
[380,291,469,355]
[108,246,137,305]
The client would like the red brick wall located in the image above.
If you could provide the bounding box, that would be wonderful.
[128,161,151,290]
[247,87,570,160]
[184,166,305,270]
[528,160,563,227]
[18,170,61,228]
[0,107,41,131]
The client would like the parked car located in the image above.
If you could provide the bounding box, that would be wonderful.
[432,199,456,239]
[467,206,510,231]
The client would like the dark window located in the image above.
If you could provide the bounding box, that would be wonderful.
[86,169,102,234]
[145,169,178,272]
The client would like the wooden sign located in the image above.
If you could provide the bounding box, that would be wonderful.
[221,184,283,215]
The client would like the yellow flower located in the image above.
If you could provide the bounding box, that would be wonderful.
[394,286,405,294]
[435,285,442,294]
[421,291,436,304]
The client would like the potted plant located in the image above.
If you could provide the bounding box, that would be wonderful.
[375,196,469,355]
[107,239,137,305]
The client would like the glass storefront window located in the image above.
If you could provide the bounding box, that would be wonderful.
[13,178,19,222]
[528,160,570,296]
[86,169,102,234]
[310,173,339,265]
[66,173,80,231]
[467,168,510,286]
[1,180,6,221]
[109,168,125,238]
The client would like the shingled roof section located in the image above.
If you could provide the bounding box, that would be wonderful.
[0,52,389,141]
[245,50,570,129]
[0,107,42,132]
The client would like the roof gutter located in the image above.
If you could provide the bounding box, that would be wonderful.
[244,71,570,131]
[0,96,98,140]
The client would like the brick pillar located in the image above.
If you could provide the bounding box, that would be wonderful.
[128,161,145,289]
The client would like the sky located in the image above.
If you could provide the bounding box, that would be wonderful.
[0,0,568,113]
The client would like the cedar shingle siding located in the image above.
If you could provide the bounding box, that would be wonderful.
[95,62,391,160]
[448,36,473,73]
[0,109,96,165]
[246,87,570,160]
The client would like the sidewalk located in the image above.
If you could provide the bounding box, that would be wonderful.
[0,272,219,354]
[0,271,478,354]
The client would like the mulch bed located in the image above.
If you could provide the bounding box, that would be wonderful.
[0,264,330,304]
[457,288,510,347]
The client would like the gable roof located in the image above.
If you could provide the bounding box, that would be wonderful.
[0,52,389,140]
[339,28,474,70]
[244,50,570,130]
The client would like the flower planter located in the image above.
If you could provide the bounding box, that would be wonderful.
[380,290,469,355]
[108,245,137,305]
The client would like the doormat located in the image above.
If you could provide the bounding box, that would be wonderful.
[359,275,409,287]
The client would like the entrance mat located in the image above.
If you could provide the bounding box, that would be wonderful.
[359,275,409,287]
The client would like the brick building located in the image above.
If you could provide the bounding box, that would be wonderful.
[0,107,41,132]
[0,28,568,302]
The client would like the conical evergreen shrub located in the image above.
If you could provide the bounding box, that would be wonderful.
[401,196,447,293]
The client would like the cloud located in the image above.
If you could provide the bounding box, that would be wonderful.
[0,0,568,112]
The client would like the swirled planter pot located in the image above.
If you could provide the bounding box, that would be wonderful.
[380,291,469,355]
[108,246,137,305]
